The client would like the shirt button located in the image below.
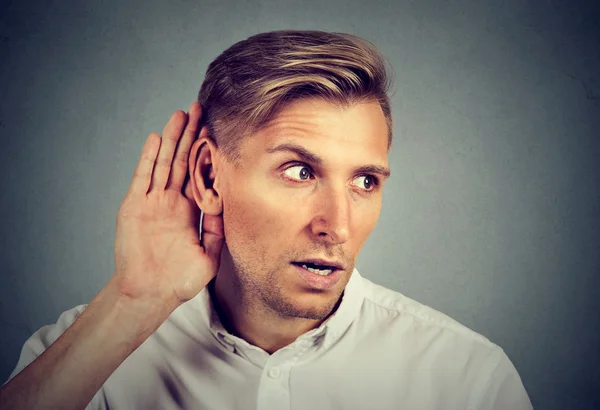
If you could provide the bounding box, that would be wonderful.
[267,367,281,379]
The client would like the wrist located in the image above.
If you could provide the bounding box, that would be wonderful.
[93,277,178,348]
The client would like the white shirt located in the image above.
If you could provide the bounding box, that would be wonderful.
[7,269,533,409]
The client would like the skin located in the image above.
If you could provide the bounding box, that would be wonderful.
[0,99,388,409]
[189,97,390,353]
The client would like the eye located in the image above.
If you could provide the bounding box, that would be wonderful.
[353,175,379,191]
[281,164,379,192]
[282,164,314,181]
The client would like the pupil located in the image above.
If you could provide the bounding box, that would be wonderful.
[300,168,309,180]
[364,176,371,188]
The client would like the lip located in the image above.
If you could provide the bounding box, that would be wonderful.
[295,258,344,270]
[292,263,343,290]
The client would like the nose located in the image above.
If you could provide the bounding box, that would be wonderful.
[310,184,350,244]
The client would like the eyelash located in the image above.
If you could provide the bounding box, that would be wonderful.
[281,162,380,192]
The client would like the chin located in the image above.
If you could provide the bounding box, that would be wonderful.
[269,286,345,320]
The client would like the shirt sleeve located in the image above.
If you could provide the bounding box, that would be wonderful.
[3,305,110,410]
[475,349,533,410]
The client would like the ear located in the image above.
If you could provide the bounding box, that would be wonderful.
[189,126,223,215]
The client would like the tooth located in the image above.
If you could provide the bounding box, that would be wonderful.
[297,263,333,275]
[306,266,333,275]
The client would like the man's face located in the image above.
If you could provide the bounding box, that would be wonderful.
[214,98,390,320]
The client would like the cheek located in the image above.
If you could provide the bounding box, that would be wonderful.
[352,200,381,243]
[222,177,298,253]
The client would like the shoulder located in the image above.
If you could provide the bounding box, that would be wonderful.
[356,275,502,355]
[344,274,532,409]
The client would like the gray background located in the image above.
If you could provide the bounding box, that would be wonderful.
[1,0,598,408]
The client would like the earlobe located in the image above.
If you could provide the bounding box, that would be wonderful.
[189,127,223,216]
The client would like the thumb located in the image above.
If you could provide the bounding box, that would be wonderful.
[183,175,194,200]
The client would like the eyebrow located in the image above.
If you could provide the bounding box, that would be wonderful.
[266,143,391,179]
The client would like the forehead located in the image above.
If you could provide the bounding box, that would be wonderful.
[241,98,389,157]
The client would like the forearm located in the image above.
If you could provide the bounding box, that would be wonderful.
[0,276,173,410]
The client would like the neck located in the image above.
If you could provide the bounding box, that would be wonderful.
[208,249,338,354]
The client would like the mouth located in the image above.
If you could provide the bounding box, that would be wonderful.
[291,262,343,290]
[292,261,337,275]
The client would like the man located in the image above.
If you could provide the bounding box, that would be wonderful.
[0,30,532,409]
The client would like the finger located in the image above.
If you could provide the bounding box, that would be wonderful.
[127,132,161,196]
[201,213,225,266]
[166,102,202,192]
[148,110,188,192]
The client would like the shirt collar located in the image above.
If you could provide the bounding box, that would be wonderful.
[190,267,365,352]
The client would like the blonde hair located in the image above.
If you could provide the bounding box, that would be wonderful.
[197,30,394,162]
